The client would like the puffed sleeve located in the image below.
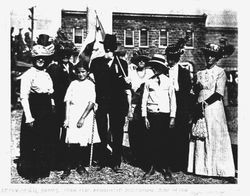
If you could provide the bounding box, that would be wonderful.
[64,81,73,102]
[215,69,227,97]
[20,69,34,123]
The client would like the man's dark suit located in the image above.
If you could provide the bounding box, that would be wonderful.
[90,55,130,168]
[171,64,193,172]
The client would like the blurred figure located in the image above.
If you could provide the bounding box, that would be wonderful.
[165,36,193,172]
[47,41,76,170]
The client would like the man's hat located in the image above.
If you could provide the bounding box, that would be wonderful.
[201,40,235,59]
[100,34,118,52]
[146,54,168,72]
[37,34,52,46]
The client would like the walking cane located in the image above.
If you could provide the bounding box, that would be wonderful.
[88,108,96,170]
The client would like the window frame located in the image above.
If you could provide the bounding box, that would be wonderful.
[159,29,169,48]
[124,29,134,47]
[185,30,194,49]
[73,27,84,46]
[139,28,149,48]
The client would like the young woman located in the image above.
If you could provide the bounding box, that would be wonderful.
[188,41,236,180]
[17,44,55,183]
[60,61,100,179]
[127,52,154,168]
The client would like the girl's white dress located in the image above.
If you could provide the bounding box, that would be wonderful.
[188,65,235,177]
[64,78,100,146]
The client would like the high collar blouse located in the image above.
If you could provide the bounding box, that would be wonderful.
[20,67,54,100]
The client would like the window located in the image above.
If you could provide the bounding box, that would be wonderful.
[185,30,194,48]
[73,28,84,44]
[139,28,149,47]
[124,29,134,47]
[159,29,168,47]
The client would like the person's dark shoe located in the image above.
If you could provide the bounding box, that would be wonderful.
[29,177,38,183]
[76,166,89,176]
[225,177,237,184]
[143,165,155,179]
[111,165,123,173]
[60,169,71,180]
[162,168,175,182]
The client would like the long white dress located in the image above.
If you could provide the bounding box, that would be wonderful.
[188,65,235,177]
[64,79,100,147]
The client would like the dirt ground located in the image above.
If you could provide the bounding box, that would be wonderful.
[10,107,237,184]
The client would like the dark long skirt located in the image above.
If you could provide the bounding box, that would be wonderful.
[128,118,148,169]
[17,93,56,180]
[145,112,172,171]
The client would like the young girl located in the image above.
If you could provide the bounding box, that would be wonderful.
[60,61,100,179]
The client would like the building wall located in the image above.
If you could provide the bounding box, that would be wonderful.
[61,10,238,72]
[61,10,87,50]
[205,27,238,71]
[113,13,207,72]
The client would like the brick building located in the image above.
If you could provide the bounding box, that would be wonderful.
[61,9,237,73]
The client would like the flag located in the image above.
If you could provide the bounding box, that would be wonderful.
[77,7,106,66]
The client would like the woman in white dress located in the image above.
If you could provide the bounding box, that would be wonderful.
[60,61,100,179]
[188,41,236,180]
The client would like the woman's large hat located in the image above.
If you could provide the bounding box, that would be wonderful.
[146,54,168,72]
[201,39,235,59]
[165,35,190,58]
[53,29,78,58]
[130,49,150,65]
[31,44,55,58]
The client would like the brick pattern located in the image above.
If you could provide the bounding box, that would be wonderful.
[61,11,237,72]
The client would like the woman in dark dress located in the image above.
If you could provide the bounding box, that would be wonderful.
[16,44,55,183]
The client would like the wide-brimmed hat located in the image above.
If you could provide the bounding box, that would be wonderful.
[130,49,150,64]
[146,54,168,72]
[201,41,235,59]
[31,44,55,58]
[165,36,189,58]
[100,34,117,52]
[57,48,74,58]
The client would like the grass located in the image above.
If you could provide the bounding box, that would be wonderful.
[11,108,237,184]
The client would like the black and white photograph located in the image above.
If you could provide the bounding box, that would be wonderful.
[1,0,247,194]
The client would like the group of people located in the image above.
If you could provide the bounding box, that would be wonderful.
[15,32,236,183]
